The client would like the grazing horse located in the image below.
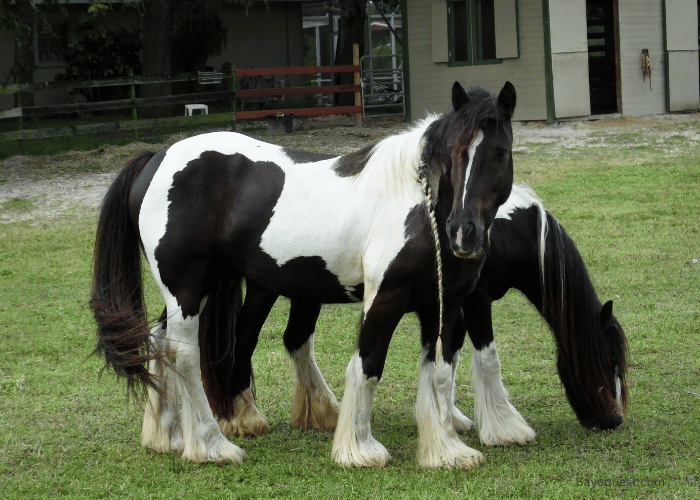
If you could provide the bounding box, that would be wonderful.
[467,184,628,438]
[204,184,628,450]
[91,81,517,467]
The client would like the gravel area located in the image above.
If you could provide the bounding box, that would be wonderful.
[1,112,699,224]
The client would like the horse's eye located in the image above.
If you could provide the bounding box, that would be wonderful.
[496,148,508,160]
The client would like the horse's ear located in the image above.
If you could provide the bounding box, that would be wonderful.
[452,81,469,111]
[497,81,517,119]
[600,300,613,328]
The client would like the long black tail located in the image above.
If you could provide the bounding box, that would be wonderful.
[91,151,157,395]
[199,266,244,420]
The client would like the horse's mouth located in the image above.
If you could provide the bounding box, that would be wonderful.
[452,250,478,259]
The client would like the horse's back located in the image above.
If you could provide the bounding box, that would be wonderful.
[128,130,440,306]
[127,132,397,303]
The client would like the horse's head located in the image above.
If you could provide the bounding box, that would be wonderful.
[557,300,629,431]
[425,81,516,259]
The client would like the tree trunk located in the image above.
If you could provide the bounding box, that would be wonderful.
[12,4,36,108]
[334,0,366,106]
[141,0,173,116]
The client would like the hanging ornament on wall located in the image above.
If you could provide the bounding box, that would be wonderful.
[642,49,652,91]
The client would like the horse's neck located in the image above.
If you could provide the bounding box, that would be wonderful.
[537,216,601,344]
[484,207,543,303]
[349,126,429,202]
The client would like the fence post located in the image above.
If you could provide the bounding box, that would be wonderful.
[229,64,237,129]
[353,43,362,128]
[129,69,138,139]
[17,84,24,155]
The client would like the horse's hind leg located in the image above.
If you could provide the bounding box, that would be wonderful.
[217,282,275,437]
[155,279,246,464]
[285,301,340,431]
[172,307,246,463]
[141,314,184,454]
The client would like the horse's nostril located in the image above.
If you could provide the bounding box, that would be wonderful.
[464,222,476,238]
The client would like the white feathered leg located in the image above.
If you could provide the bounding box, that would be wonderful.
[141,322,184,454]
[290,335,340,431]
[472,341,536,446]
[416,350,484,469]
[169,308,246,464]
[449,349,475,432]
[218,386,272,437]
[331,350,390,467]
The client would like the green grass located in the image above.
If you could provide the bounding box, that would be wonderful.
[1,130,699,499]
[1,197,36,213]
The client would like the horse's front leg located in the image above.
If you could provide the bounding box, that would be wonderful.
[284,301,340,431]
[331,294,406,467]
[416,304,484,469]
[464,290,536,446]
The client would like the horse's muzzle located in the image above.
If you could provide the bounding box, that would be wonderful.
[452,249,479,259]
[448,221,483,258]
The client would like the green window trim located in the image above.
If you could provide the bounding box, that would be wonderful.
[447,0,502,67]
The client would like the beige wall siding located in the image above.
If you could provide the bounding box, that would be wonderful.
[548,0,590,117]
[211,3,304,74]
[408,0,548,121]
[617,0,667,116]
[664,0,700,111]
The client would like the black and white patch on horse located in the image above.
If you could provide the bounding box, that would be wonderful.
[91,81,517,468]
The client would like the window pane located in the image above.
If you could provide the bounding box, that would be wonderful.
[38,22,68,63]
[452,2,469,62]
[476,0,496,60]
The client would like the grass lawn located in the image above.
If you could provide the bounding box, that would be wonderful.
[0,121,699,499]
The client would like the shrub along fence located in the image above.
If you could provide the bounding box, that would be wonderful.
[0,45,362,153]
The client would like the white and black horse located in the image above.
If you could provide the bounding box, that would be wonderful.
[91,82,517,467]
[201,184,628,450]
[464,185,628,439]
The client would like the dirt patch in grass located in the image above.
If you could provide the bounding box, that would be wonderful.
[1,113,699,224]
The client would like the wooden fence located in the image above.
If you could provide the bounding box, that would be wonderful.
[0,70,237,149]
[236,45,362,126]
[0,45,362,151]
[236,65,360,119]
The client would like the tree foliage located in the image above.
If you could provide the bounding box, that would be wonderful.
[334,0,366,105]
[171,9,228,72]
[374,0,401,14]
[1,0,58,100]
[58,20,142,81]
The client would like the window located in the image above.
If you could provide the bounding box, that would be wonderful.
[36,21,69,65]
[448,0,498,65]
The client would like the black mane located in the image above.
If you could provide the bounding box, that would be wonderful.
[539,213,629,419]
[333,143,377,177]
[421,86,502,170]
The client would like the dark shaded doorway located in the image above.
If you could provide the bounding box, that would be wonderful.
[587,0,621,114]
